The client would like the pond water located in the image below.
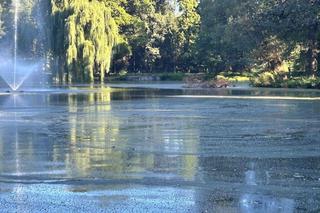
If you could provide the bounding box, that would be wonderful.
[0,84,319,212]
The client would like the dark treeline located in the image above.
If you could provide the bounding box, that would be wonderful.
[0,0,319,85]
[198,0,320,80]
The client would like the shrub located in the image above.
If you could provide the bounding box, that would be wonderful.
[285,77,320,89]
[160,72,185,81]
[251,72,320,89]
[228,76,250,84]
[119,70,128,76]
[251,72,276,87]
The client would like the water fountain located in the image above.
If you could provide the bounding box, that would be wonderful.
[13,0,19,91]
[0,0,45,92]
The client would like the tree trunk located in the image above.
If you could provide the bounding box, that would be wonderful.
[306,42,318,77]
[58,56,64,84]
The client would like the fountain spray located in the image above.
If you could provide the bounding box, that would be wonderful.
[13,0,19,91]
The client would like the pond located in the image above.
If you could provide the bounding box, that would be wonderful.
[0,83,319,212]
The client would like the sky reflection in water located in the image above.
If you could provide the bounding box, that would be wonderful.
[0,85,319,212]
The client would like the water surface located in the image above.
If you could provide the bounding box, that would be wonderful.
[0,84,319,212]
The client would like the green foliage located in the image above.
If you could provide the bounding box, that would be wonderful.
[176,0,200,72]
[51,0,119,83]
[108,0,201,73]
[0,0,49,60]
[159,72,185,81]
[285,77,320,89]
[1,0,319,86]
[258,0,320,76]
[251,73,320,89]
[204,71,251,85]
[18,0,45,58]
[119,69,127,76]
[198,0,320,79]
[0,4,3,38]
[0,1,13,38]
[228,76,250,84]
[198,0,259,73]
[123,0,176,73]
[105,0,131,27]
[251,36,289,72]
[251,72,277,87]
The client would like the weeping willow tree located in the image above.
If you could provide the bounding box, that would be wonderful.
[51,0,118,83]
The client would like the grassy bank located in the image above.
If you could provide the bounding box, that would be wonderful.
[211,71,320,89]
[107,71,320,89]
[250,72,320,89]
[215,72,251,85]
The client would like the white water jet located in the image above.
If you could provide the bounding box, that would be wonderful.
[0,0,46,91]
[13,0,19,90]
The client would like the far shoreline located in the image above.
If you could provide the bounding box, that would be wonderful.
[105,72,320,90]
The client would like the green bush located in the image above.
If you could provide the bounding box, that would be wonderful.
[251,72,277,87]
[119,70,128,76]
[159,72,185,81]
[285,77,320,89]
[227,76,250,84]
[203,73,216,81]
[251,71,320,89]
[210,72,251,84]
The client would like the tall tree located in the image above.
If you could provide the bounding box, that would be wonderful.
[259,0,320,76]
[176,0,200,72]
[122,0,166,72]
[0,1,14,41]
[198,0,264,73]
[51,0,119,83]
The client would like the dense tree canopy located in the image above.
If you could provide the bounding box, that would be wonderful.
[0,0,319,84]
[261,0,320,76]
[198,0,320,77]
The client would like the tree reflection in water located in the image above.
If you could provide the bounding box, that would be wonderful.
[0,86,319,211]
